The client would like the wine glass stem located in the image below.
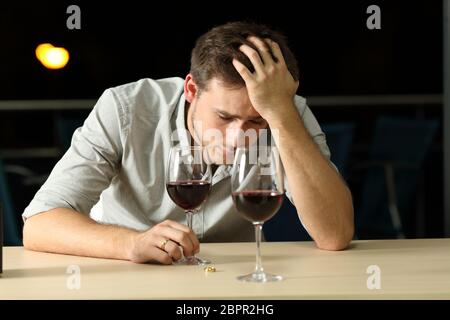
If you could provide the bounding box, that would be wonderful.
[186,210,193,230]
[254,223,264,274]
[186,210,194,258]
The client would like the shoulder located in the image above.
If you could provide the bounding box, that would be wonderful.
[109,77,184,107]
[106,77,184,124]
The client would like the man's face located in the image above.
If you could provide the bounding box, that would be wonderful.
[185,77,268,165]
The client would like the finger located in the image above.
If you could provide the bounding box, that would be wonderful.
[161,219,190,233]
[266,39,286,66]
[232,59,253,84]
[164,239,183,261]
[159,226,195,257]
[141,245,173,265]
[239,44,265,75]
[152,247,173,264]
[247,36,272,65]
[161,220,200,253]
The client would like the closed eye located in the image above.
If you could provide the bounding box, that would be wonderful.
[218,115,233,122]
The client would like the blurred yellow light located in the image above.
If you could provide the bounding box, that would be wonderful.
[35,43,70,69]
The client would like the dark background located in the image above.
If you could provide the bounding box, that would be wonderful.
[0,1,442,98]
[0,1,444,241]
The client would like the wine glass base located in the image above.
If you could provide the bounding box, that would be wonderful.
[175,256,211,265]
[237,272,283,283]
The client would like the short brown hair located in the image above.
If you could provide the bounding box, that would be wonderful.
[190,21,299,92]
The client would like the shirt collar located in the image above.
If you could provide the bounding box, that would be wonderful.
[173,93,191,149]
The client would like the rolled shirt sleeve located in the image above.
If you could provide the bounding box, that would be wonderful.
[22,89,124,221]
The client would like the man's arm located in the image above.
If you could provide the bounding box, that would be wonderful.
[266,108,354,250]
[21,89,200,262]
[23,208,136,260]
[23,207,200,264]
[232,36,354,250]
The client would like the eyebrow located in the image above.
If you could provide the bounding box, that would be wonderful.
[214,109,264,121]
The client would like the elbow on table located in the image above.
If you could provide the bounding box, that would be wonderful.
[22,214,46,251]
[317,201,355,251]
[22,218,36,250]
[316,238,352,251]
[315,227,354,251]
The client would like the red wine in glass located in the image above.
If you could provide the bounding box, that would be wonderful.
[167,180,211,210]
[232,190,283,223]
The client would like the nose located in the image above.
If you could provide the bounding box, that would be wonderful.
[226,121,256,149]
[226,127,240,149]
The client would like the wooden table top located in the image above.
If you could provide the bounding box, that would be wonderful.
[1,239,450,299]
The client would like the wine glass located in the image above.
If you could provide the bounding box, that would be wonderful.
[166,145,212,265]
[231,146,284,282]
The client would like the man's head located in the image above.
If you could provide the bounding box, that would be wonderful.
[184,22,299,164]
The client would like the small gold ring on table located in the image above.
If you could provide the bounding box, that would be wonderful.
[204,266,216,273]
[160,239,169,251]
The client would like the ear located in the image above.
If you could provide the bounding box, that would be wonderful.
[184,74,198,103]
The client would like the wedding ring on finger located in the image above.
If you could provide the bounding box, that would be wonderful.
[160,239,169,251]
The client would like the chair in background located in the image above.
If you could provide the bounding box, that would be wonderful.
[264,122,355,241]
[321,123,356,178]
[0,159,22,246]
[0,158,52,246]
[355,117,439,239]
[0,113,87,247]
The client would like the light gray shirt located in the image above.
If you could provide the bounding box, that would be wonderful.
[22,77,332,242]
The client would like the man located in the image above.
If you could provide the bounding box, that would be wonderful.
[22,22,354,264]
